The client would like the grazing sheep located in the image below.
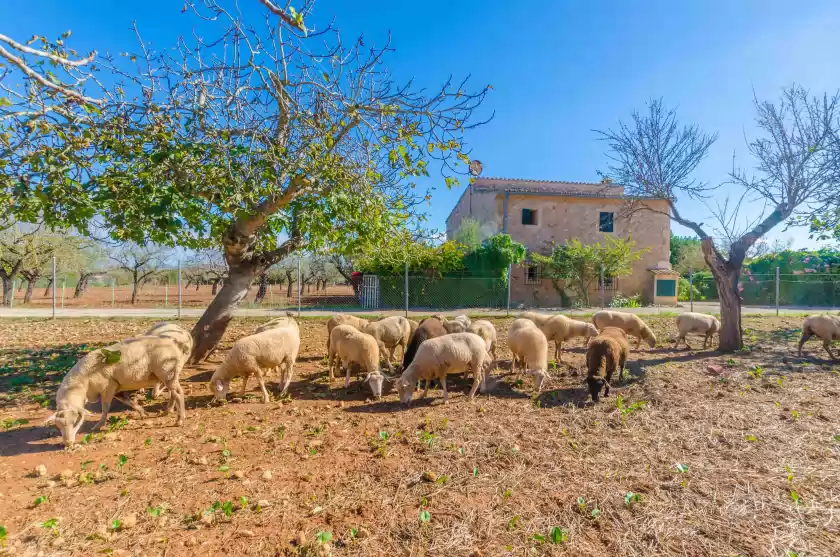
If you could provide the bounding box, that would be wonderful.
[144,322,193,402]
[210,326,300,402]
[433,314,471,334]
[363,316,412,371]
[328,324,383,395]
[592,310,657,349]
[518,311,553,327]
[507,320,549,391]
[255,312,300,334]
[47,336,187,445]
[674,312,720,350]
[468,320,498,362]
[798,314,840,359]
[586,327,630,403]
[402,317,447,368]
[395,332,488,404]
[539,315,599,361]
[325,314,371,353]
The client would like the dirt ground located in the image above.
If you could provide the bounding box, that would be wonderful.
[16,284,357,310]
[0,315,838,557]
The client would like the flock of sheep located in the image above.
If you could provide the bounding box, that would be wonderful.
[44,309,840,445]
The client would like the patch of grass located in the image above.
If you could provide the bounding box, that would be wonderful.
[419,510,431,523]
[1,418,28,430]
[624,492,642,507]
[107,416,129,431]
[33,495,48,507]
[616,395,647,419]
[747,365,765,379]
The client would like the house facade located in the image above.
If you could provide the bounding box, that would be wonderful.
[445,177,672,306]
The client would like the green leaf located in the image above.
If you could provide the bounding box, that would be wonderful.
[0,524,6,544]
[349,527,358,539]
[217,465,230,472]
[40,518,58,530]
[221,501,233,517]
[110,519,121,530]
[790,490,801,505]
[532,533,545,544]
[147,506,163,517]
[419,510,431,523]
[674,463,689,473]
[473,467,479,477]
[624,492,641,506]
[33,496,48,506]
[314,531,332,543]
[117,454,128,468]
[100,349,121,364]
[590,509,601,519]
[549,527,569,544]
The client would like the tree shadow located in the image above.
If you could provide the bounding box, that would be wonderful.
[0,424,65,457]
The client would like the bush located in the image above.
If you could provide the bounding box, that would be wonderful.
[678,277,704,301]
[609,293,642,308]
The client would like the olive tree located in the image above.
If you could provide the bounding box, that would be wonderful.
[597,87,840,351]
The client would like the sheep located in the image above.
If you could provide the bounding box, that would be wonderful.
[518,311,553,327]
[326,314,370,354]
[144,322,193,402]
[585,327,630,403]
[407,319,420,340]
[539,315,599,361]
[255,312,300,334]
[209,325,300,402]
[468,320,498,362]
[362,316,412,371]
[395,332,488,404]
[402,317,447,368]
[327,324,384,395]
[47,335,187,445]
[433,314,471,334]
[591,310,657,349]
[507,320,550,391]
[798,314,840,359]
[674,312,720,350]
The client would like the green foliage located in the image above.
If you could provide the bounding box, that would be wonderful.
[624,492,642,507]
[533,236,647,306]
[419,510,431,523]
[609,293,641,308]
[314,531,333,543]
[616,396,647,418]
[452,217,482,248]
[549,527,569,544]
[739,249,840,306]
[678,277,704,301]
[462,234,527,279]
[0,524,6,546]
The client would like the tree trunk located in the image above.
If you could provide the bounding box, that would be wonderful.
[191,264,259,362]
[131,282,139,305]
[43,278,53,297]
[211,278,222,296]
[2,276,13,307]
[24,280,35,304]
[74,273,91,298]
[285,271,295,298]
[702,238,743,352]
[254,272,268,303]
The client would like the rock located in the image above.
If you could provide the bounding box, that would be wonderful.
[257,499,271,508]
[233,470,245,480]
[706,365,723,376]
[356,527,370,539]
[35,465,47,477]
[185,536,198,547]
[308,439,323,448]
[421,471,437,483]
[295,530,307,547]
[58,469,74,480]
[238,530,256,538]
[262,470,273,481]
[46,480,57,489]
[242,478,252,487]
[50,537,65,549]
[120,513,138,530]
[198,456,209,466]
[200,512,214,526]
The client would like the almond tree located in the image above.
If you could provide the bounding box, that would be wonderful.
[109,244,167,305]
[596,87,840,351]
[2,1,490,361]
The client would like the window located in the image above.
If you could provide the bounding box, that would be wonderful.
[525,264,542,285]
[656,278,677,297]
[603,275,614,288]
[522,208,538,226]
[599,211,614,233]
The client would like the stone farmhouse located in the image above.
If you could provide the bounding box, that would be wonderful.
[445,176,677,307]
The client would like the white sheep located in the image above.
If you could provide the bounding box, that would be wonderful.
[507,321,549,391]
[145,322,193,402]
[518,311,553,327]
[255,313,300,334]
[210,325,300,402]
[434,314,472,334]
[363,316,412,371]
[798,314,840,359]
[467,319,498,362]
[395,332,488,404]
[326,314,370,353]
[328,324,385,396]
[591,310,657,349]
[47,335,187,445]
[674,312,720,350]
[539,315,599,361]
[407,319,420,340]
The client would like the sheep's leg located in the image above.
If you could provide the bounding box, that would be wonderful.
[387,346,396,371]
[823,339,837,360]
[92,382,119,432]
[468,361,483,400]
[420,380,430,399]
[152,383,164,399]
[635,337,642,350]
[703,334,710,350]
[113,394,147,418]
[164,379,186,426]
[344,363,352,389]
[618,353,628,383]
[255,370,271,403]
[555,341,563,362]
[682,337,692,350]
[797,329,813,356]
[441,375,449,404]
[281,358,295,393]
[239,375,250,396]
[328,350,335,382]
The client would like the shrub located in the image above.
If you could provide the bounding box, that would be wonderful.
[609,293,642,308]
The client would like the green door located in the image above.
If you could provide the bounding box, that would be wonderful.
[656,278,677,297]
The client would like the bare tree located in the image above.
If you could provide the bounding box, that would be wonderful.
[597,88,840,350]
[109,244,167,305]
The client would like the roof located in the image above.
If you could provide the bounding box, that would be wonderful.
[471,176,623,195]
[649,268,679,275]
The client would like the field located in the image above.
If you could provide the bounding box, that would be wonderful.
[0,315,839,557]
[16,284,357,309]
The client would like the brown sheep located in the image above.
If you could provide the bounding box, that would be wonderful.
[402,316,447,368]
[585,327,630,403]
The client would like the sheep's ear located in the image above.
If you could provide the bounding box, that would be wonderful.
[43,413,57,425]
[362,374,372,384]
[214,379,225,392]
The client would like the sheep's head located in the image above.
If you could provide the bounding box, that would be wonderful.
[46,408,87,445]
[585,324,599,338]
[527,369,550,392]
[209,378,231,401]
[586,376,604,403]
[644,328,657,348]
[363,372,389,399]
[395,376,416,404]
[444,321,466,334]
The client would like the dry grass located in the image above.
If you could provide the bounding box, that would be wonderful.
[0,315,838,557]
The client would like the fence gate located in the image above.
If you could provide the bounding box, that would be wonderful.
[360,274,380,309]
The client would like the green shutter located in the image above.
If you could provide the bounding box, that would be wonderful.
[656,278,677,297]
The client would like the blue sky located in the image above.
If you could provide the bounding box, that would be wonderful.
[6,0,840,249]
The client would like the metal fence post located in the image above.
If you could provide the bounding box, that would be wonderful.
[689,266,694,312]
[52,255,56,319]
[177,259,182,319]
[111,278,115,307]
[600,264,605,309]
[165,278,169,307]
[61,278,65,308]
[9,279,13,308]
[404,260,409,318]
[297,257,302,317]
[775,266,780,316]
[506,264,512,316]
